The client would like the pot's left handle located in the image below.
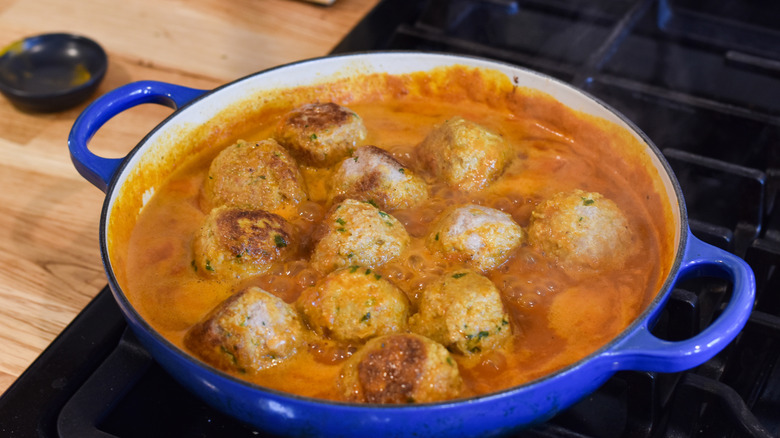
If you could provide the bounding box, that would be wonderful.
[68,81,208,193]
[602,234,755,373]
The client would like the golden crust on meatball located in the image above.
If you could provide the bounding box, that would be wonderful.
[202,138,307,219]
[339,333,462,403]
[184,287,305,373]
[410,270,511,354]
[297,265,410,343]
[275,102,367,167]
[426,204,523,272]
[193,206,297,279]
[417,117,512,192]
[329,145,428,211]
[527,190,634,269]
[311,199,411,274]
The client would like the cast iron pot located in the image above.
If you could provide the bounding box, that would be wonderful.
[68,52,755,438]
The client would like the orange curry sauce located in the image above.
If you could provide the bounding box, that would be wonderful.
[115,66,675,401]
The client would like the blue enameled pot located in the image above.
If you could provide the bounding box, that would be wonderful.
[68,52,755,438]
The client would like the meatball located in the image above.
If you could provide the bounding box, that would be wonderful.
[184,287,304,373]
[339,333,462,403]
[426,204,523,272]
[328,145,428,211]
[526,190,634,269]
[311,199,411,274]
[192,206,297,279]
[410,270,511,355]
[275,102,367,167]
[297,265,410,343]
[202,138,307,218]
[417,117,512,192]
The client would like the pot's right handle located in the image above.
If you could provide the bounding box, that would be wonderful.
[68,81,208,193]
[603,233,755,373]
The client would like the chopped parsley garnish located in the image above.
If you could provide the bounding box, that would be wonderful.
[435,232,440,241]
[360,312,371,323]
[398,168,405,174]
[452,272,468,279]
[274,234,288,248]
[582,197,595,206]
[205,260,214,272]
[364,268,372,275]
[191,260,198,272]
[349,265,360,273]
[366,200,379,208]
[335,218,346,225]
[310,133,318,140]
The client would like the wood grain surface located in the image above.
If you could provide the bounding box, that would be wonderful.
[0,0,378,395]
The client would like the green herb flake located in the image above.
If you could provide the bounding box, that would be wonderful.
[398,168,405,174]
[364,268,372,275]
[446,356,455,366]
[367,200,379,208]
[378,211,390,218]
[349,265,360,273]
[582,197,595,206]
[335,218,347,225]
[337,227,347,233]
[360,312,371,323]
[191,260,198,272]
[274,234,288,248]
[435,232,440,241]
[374,273,382,280]
[310,133,318,140]
[205,260,215,272]
[452,272,468,279]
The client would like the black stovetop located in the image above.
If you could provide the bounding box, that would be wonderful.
[2,0,780,436]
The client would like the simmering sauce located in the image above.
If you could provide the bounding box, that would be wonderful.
[117,65,675,401]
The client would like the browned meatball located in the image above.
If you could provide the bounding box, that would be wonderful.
[275,102,367,167]
[202,139,308,219]
[527,190,634,269]
[338,333,462,403]
[192,206,297,279]
[409,270,511,354]
[310,199,411,274]
[417,117,512,192]
[328,145,428,211]
[297,265,410,343]
[426,204,523,272]
[184,287,305,373]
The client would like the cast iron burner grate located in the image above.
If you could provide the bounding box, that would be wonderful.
[2,0,780,436]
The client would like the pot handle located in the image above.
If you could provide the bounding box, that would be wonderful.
[68,81,208,193]
[603,234,755,372]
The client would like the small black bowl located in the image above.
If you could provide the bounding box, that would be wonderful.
[0,33,108,112]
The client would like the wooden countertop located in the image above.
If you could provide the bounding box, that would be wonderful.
[0,0,379,395]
